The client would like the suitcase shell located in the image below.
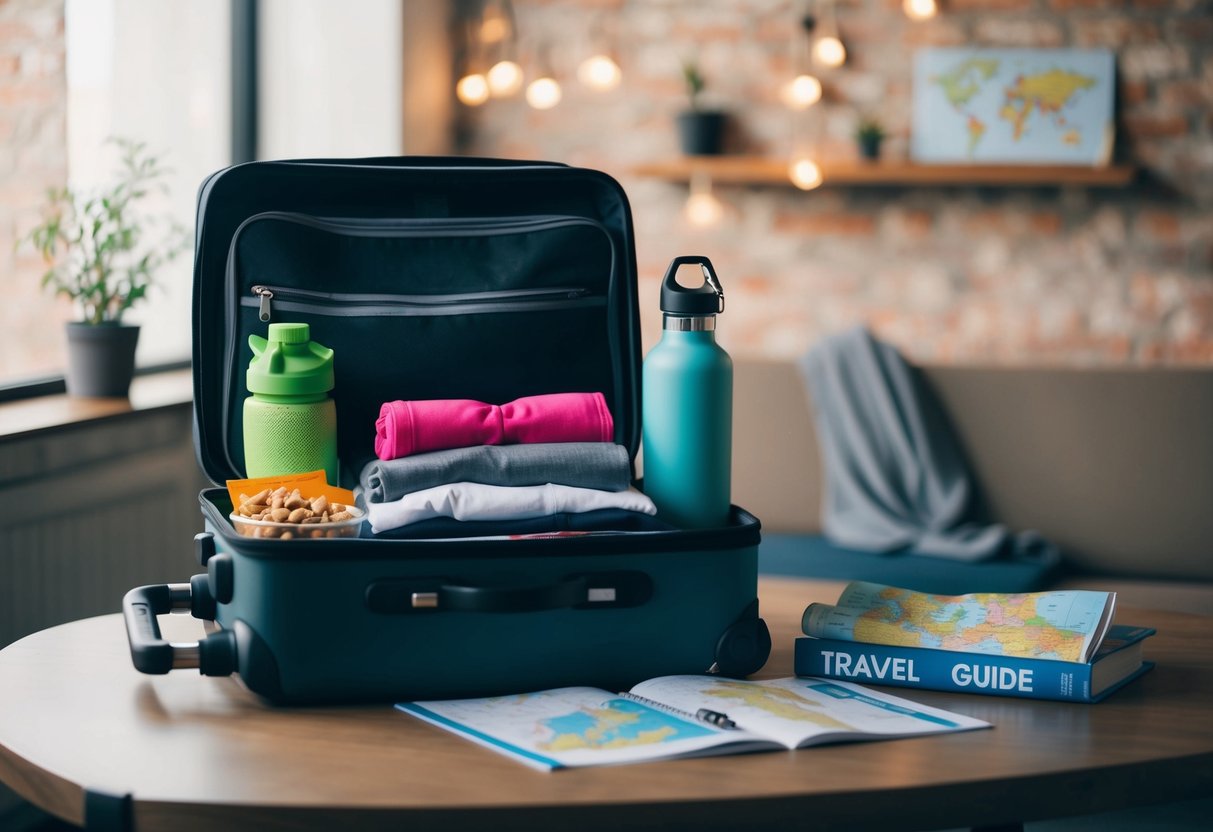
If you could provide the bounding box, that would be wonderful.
[123,157,770,704]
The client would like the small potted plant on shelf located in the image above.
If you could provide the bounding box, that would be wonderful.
[676,59,727,155]
[22,138,185,397]
[855,117,887,161]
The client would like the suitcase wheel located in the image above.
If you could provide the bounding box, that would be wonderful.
[714,600,772,677]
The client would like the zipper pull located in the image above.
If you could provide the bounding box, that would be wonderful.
[252,285,273,322]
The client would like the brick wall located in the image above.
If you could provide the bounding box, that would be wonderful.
[459,0,1213,365]
[0,0,67,382]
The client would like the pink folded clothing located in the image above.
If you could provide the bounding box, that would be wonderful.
[374,392,614,460]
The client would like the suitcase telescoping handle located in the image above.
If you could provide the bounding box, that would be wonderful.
[123,581,235,676]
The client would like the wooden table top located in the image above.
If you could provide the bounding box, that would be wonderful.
[1,577,1211,832]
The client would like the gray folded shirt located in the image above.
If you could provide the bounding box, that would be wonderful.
[360,442,633,503]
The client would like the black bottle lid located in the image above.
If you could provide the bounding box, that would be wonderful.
[660,255,725,316]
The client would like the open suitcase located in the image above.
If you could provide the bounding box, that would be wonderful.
[123,157,771,704]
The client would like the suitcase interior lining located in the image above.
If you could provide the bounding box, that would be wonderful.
[221,213,624,487]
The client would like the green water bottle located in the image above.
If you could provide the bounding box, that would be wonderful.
[642,256,733,529]
[243,322,339,484]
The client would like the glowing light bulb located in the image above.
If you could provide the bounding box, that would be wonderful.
[812,36,846,68]
[903,0,937,21]
[526,77,562,109]
[487,60,523,96]
[578,54,621,91]
[685,191,724,226]
[480,7,509,44]
[782,74,823,109]
[789,157,823,190]
[456,73,490,106]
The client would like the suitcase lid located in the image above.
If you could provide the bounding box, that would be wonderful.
[192,157,641,487]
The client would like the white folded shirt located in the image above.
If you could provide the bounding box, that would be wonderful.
[366,481,657,534]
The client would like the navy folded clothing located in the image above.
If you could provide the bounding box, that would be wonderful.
[360,442,632,503]
[366,509,676,540]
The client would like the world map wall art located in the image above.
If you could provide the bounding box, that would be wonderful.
[911,48,1115,166]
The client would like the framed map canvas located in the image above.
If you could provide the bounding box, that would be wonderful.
[911,48,1115,165]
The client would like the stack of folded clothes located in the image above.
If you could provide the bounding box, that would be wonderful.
[361,392,665,538]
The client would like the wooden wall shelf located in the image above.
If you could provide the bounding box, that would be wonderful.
[629,157,1136,188]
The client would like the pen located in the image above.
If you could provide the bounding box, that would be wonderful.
[695,708,737,730]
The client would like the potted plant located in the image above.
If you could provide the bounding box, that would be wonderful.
[22,139,185,397]
[855,117,887,161]
[676,60,727,155]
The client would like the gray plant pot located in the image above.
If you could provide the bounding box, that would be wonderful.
[677,111,727,155]
[858,135,884,160]
[65,322,140,398]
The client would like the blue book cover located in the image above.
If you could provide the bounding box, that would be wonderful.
[795,624,1155,703]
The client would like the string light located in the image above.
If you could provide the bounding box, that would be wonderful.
[685,191,724,226]
[812,35,846,68]
[812,0,846,68]
[783,6,823,111]
[456,72,490,106]
[578,54,622,91]
[903,0,938,21]
[526,76,562,109]
[789,157,823,190]
[685,174,724,227]
[479,0,511,44]
[783,74,823,109]
[578,15,623,92]
[524,41,562,109]
[487,59,523,96]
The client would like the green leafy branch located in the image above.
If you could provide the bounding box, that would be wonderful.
[682,60,706,111]
[855,117,887,143]
[21,138,188,325]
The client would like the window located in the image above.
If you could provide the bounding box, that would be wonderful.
[68,0,232,374]
[259,0,402,160]
[1,0,404,392]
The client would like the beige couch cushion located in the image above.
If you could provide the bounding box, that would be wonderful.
[733,359,1213,583]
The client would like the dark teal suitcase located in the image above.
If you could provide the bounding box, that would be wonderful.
[122,158,770,704]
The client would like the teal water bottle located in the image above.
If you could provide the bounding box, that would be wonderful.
[243,322,339,484]
[642,256,733,529]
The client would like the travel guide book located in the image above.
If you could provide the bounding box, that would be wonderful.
[397,675,990,771]
[795,581,1154,703]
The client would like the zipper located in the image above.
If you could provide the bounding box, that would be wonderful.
[230,212,613,323]
[247,284,598,323]
[234,210,604,240]
[253,286,273,322]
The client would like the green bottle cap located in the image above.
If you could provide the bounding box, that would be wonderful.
[270,322,311,344]
[246,322,335,396]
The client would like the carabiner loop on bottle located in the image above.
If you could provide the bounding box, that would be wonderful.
[700,263,725,313]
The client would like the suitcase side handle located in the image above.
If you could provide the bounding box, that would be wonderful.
[366,571,653,614]
[441,575,590,613]
[122,581,235,676]
[123,584,191,674]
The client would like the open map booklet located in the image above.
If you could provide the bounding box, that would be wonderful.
[397,675,989,771]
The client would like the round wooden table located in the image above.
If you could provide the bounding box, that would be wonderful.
[1,578,1211,832]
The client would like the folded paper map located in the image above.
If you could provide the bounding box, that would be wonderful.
[802,581,1116,663]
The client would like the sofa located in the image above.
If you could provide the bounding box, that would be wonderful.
[733,359,1213,615]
